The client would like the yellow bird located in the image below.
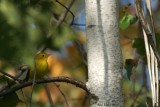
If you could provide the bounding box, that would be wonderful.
[34,52,50,79]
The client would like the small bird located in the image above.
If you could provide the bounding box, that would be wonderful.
[34,52,50,79]
[29,52,51,107]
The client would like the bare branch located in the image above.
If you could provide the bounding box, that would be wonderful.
[20,89,28,107]
[54,83,69,107]
[28,67,36,107]
[73,39,87,67]
[135,1,160,63]
[0,70,23,83]
[56,0,75,27]
[44,84,54,107]
[0,76,89,97]
[46,0,76,47]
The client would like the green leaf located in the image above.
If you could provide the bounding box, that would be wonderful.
[51,26,77,49]
[0,0,21,28]
[132,38,146,57]
[119,13,137,30]
[125,64,133,80]
[125,59,138,80]
[0,92,20,107]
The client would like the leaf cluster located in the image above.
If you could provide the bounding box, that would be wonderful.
[0,0,76,66]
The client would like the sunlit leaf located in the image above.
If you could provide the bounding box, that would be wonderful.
[51,26,77,49]
[119,13,137,30]
[0,0,21,28]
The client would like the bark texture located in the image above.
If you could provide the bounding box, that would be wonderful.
[85,0,123,107]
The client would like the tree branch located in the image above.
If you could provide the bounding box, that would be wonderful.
[135,0,160,63]
[54,83,69,107]
[0,76,89,97]
[0,70,23,83]
[56,0,75,27]
[73,39,87,67]
[44,84,54,107]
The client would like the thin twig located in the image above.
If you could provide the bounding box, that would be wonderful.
[54,83,69,107]
[0,76,89,97]
[72,23,86,26]
[43,75,54,107]
[46,0,76,45]
[46,75,69,107]
[55,0,75,27]
[0,70,29,106]
[81,93,89,107]
[28,69,36,107]
[73,39,88,79]
[44,84,54,107]
[21,89,28,107]
[73,40,87,67]
[0,70,23,83]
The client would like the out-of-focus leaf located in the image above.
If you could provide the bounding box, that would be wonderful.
[0,0,76,64]
[125,59,138,80]
[0,0,21,28]
[125,63,133,80]
[0,0,87,106]
[0,75,16,92]
[132,38,146,57]
[0,0,51,64]
[51,26,77,49]
[0,92,20,107]
[119,13,137,30]
[36,0,53,12]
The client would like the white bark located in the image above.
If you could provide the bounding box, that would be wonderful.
[85,0,123,107]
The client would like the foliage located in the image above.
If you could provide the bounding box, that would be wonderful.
[132,38,146,57]
[0,0,76,66]
[0,76,19,107]
[125,59,138,79]
[120,1,160,107]
[0,92,20,107]
[119,13,137,30]
[0,0,86,107]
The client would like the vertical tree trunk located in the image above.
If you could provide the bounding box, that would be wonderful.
[85,0,123,107]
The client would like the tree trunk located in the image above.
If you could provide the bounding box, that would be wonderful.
[85,0,123,107]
